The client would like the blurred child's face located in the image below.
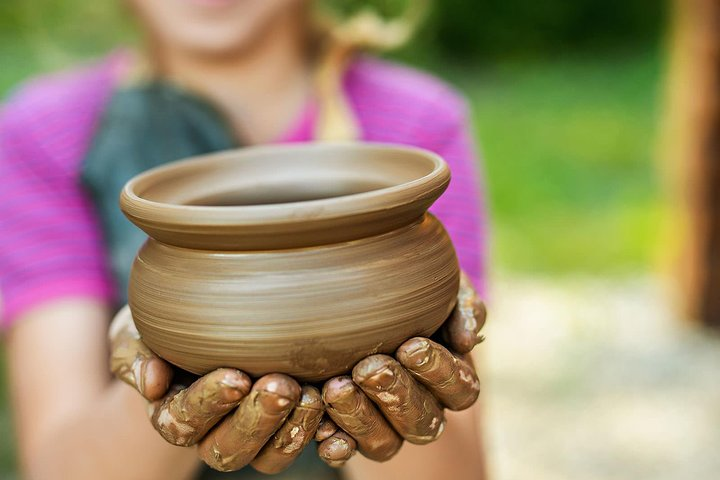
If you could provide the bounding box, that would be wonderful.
[127,0,307,56]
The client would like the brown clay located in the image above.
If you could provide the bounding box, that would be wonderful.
[109,305,173,401]
[322,376,402,461]
[441,272,487,354]
[251,386,324,474]
[314,416,339,442]
[197,373,301,472]
[148,368,251,447]
[396,337,480,411]
[120,143,460,381]
[352,355,445,445]
[317,431,357,468]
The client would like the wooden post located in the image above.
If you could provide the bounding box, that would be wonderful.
[664,0,720,327]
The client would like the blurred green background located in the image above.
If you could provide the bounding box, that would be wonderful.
[0,0,669,275]
[0,0,669,476]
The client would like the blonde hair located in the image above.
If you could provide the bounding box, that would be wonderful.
[312,0,430,141]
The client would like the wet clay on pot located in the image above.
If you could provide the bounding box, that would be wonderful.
[120,143,460,381]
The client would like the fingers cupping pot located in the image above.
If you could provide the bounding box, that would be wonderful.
[120,143,460,381]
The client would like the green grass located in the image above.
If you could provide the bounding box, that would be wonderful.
[449,50,665,274]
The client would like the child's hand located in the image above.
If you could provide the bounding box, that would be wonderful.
[109,306,322,474]
[108,270,486,471]
[319,272,486,466]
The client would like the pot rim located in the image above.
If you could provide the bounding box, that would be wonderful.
[119,142,450,249]
[122,142,448,224]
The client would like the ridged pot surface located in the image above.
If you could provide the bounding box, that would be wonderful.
[121,143,460,381]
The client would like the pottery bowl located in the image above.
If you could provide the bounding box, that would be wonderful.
[120,143,460,381]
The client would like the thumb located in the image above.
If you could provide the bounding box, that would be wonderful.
[109,305,173,401]
[441,272,487,354]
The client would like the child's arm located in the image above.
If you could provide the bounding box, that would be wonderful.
[7,298,200,479]
[2,89,205,478]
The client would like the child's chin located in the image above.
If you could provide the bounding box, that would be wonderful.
[182,0,245,9]
[169,24,260,57]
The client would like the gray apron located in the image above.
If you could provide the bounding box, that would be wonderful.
[81,82,339,480]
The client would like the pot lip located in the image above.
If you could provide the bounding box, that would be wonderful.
[120,142,450,229]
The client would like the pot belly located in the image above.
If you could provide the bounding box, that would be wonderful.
[129,214,459,381]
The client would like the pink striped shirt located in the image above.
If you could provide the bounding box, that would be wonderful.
[0,54,487,327]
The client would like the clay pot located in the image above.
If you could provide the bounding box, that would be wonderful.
[120,143,460,381]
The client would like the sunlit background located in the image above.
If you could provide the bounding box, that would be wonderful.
[3,1,719,478]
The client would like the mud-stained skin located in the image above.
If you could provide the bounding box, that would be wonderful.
[317,431,358,468]
[147,368,251,446]
[353,355,445,445]
[322,376,402,461]
[314,416,339,442]
[396,337,480,411]
[109,305,172,401]
[251,386,324,474]
[441,272,487,354]
[198,374,301,472]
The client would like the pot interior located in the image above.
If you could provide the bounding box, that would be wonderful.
[137,145,437,208]
[186,179,394,206]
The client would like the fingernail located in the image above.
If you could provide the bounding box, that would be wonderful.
[252,391,293,415]
[299,386,322,409]
[322,377,356,404]
[220,375,245,390]
[327,438,348,455]
[315,418,338,441]
[352,355,395,386]
[321,437,353,462]
[401,339,433,368]
[220,371,250,396]
[474,334,486,345]
[255,373,301,398]
[219,385,246,404]
[359,366,395,391]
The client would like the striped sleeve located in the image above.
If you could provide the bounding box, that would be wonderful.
[421,99,488,297]
[0,96,115,327]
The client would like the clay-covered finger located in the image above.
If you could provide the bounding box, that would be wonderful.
[397,337,480,411]
[109,305,173,401]
[322,376,402,461]
[147,368,251,446]
[251,386,324,474]
[441,272,487,354]
[315,416,338,442]
[198,374,301,472]
[353,355,445,445]
[317,431,357,468]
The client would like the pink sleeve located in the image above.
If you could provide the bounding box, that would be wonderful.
[422,100,488,297]
[0,101,115,327]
